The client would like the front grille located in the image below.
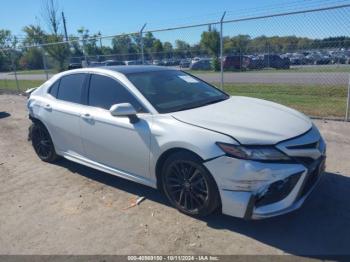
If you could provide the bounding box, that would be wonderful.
[255,172,302,208]
[276,126,325,170]
[294,157,315,167]
[286,141,319,150]
[298,157,325,199]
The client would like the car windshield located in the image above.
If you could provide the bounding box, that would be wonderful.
[126,70,229,113]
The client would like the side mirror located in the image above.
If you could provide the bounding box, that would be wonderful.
[109,103,139,123]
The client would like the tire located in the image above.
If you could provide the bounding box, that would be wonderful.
[29,122,59,163]
[161,151,220,217]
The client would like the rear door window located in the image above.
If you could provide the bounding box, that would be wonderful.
[57,74,86,104]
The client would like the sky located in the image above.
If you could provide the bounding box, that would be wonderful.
[1,0,350,45]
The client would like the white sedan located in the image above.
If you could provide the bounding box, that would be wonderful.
[27,66,326,219]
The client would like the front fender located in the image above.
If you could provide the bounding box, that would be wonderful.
[148,115,235,179]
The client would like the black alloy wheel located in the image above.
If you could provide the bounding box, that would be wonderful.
[30,122,58,162]
[162,151,220,216]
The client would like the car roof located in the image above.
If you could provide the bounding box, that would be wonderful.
[59,65,175,79]
[103,65,171,74]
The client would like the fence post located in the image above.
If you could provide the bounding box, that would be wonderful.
[41,47,49,80]
[220,11,226,90]
[80,37,88,66]
[346,74,350,121]
[140,23,147,64]
[10,50,20,93]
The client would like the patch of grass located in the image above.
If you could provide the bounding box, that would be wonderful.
[0,79,347,119]
[0,79,44,93]
[8,69,57,75]
[186,69,218,74]
[288,65,350,73]
[220,83,348,118]
[188,65,350,74]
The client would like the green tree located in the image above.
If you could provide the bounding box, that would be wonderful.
[224,35,250,54]
[23,25,45,45]
[0,29,18,71]
[20,25,46,70]
[174,40,190,58]
[151,39,163,59]
[200,29,220,57]
[112,34,139,60]
[163,42,173,59]
[19,48,43,69]
[42,0,69,71]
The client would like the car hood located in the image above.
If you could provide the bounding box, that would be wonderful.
[171,96,312,145]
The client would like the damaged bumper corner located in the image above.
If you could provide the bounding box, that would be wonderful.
[204,155,325,219]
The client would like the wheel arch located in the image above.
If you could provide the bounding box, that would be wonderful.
[28,116,53,142]
[155,147,203,191]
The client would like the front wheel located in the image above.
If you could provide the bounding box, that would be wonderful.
[161,151,220,217]
[29,122,59,163]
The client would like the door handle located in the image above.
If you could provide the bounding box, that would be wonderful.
[81,113,92,120]
[43,103,52,110]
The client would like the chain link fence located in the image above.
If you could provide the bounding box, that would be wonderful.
[1,4,350,120]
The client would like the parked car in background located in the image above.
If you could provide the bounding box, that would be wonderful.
[27,66,326,219]
[180,59,191,68]
[152,60,162,66]
[190,58,212,70]
[264,54,290,69]
[329,51,347,64]
[124,60,143,66]
[68,63,82,70]
[306,52,331,65]
[87,61,105,67]
[191,57,201,63]
[222,55,251,70]
[247,55,265,69]
[287,53,309,65]
[103,60,125,66]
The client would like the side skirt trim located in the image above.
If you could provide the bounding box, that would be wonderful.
[61,152,157,189]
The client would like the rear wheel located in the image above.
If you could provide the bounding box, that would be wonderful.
[161,151,220,217]
[30,122,59,163]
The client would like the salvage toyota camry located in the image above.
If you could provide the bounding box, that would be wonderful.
[27,66,326,219]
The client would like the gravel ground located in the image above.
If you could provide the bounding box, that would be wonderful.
[0,94,350,256]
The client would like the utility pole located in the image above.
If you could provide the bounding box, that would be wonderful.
[267,42,270,68]
[98,31,102,49]
[140,23,147,64]
[62,12,68,42]
[220,11,226,90]
[346,74,350,121]
[10,50,19,92]
[41,47,49,80]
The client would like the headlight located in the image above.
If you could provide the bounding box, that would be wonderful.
[216,142,291,161]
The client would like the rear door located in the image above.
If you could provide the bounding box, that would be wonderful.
[43,73,87,156]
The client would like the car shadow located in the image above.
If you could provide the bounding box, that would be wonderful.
[55,158,168,206]
[203,171,350,257]
[54,158,350,256]
[0,112,11,119]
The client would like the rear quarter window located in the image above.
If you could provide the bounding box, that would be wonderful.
[48,80,60,97]
[57,74,86,104]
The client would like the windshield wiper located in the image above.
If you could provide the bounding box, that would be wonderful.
[171,97,227,112]
[197,97,228,107]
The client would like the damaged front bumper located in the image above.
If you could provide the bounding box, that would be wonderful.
[204,155,325,219]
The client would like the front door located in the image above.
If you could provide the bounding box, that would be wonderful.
[80,73,151,178]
